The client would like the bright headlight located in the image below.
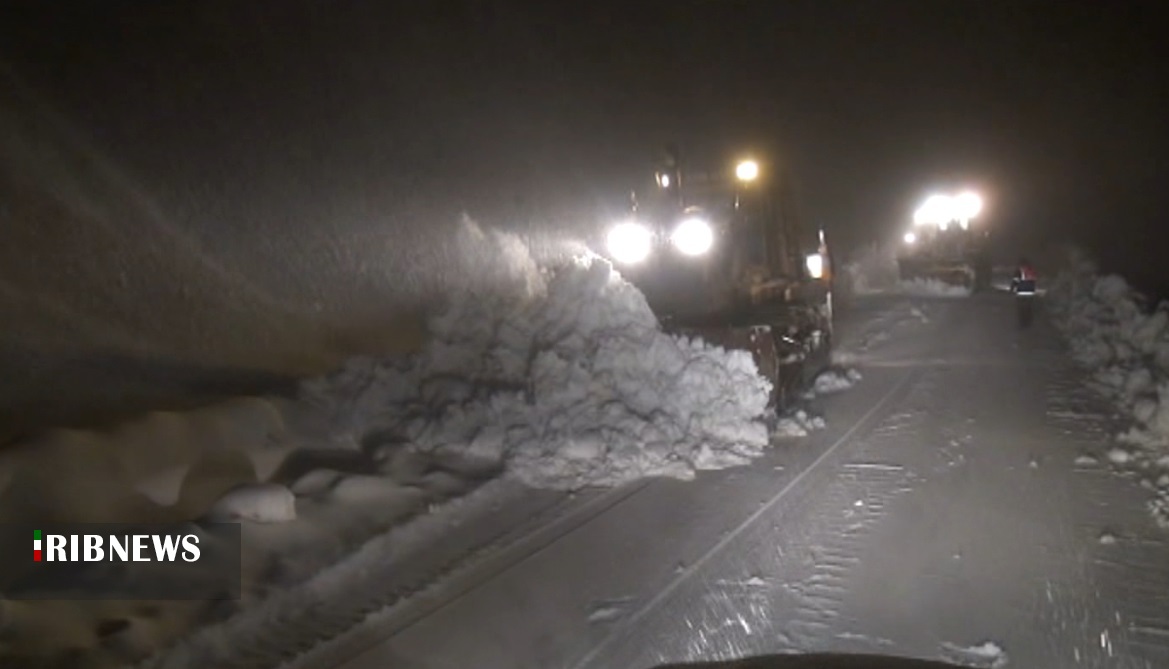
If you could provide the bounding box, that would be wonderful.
[914,194,954,226]
[955,191,982,220]
[806,253,825,279]
[606,221,653,264]
[735,160,759,182]
[671,217,714,256]
[904,231,917,245]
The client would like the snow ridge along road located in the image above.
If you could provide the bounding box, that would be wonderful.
[321,291,1169,669]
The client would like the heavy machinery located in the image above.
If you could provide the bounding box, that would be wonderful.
[896,191,992,290]
[599,146,833,409]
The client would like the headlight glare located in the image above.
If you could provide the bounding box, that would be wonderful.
[671,217,714,256]
[806,253,825,279]
[606,221,653,264]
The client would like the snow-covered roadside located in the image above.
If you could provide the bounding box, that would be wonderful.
[1047,249,1169,526]
[111,221,861,668]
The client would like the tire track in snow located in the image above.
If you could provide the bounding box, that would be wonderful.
[570,368,921,669]
[780,462,911,649]
[594,371,937,667]
[1033,368,1169,668]
[774,373,940,653]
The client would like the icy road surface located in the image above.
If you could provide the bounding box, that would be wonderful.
[301,292,1169,669]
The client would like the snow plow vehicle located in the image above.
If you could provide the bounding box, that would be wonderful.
[600,146,833,409]
[896,191,992,290]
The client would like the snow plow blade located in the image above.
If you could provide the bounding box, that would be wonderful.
[667,321,824,410]
[897,259,975,288]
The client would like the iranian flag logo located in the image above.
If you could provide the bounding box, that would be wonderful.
[34,529,42,562]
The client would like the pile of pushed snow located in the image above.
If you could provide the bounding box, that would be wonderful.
[1048,249,1169,526]
[812,368,863,395]
[773,409,826,438]
[1048,250,1169,450]
[301,226,772,490]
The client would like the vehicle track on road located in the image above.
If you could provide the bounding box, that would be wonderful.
[569,368,920,669]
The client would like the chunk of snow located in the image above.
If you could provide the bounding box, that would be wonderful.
[1074,454,1099,466]
[586,597,634,624]
[1106,447,1132,465]
[1150,494,1169,529]
[206,483,296,523]
[1098,531,1118,545]
[1117,427,1165,449]
[773,409,826,438]
[813,368,863,395]
[940,640,1008,669]
[587,605,625,624]
[772,419,806,438]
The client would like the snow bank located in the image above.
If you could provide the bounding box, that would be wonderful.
[1048,248,1169,525]
[1048,250,1169,449]
[301,222,773,489]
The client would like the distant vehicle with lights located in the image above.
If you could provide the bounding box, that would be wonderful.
[599,146,833,408]
[897,190,992,290]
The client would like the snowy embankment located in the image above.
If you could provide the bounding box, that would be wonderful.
[1047,250,1169,526]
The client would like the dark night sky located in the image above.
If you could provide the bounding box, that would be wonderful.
[3,0,1169,292]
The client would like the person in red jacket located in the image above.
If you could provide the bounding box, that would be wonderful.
[1011,257,1037,295]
